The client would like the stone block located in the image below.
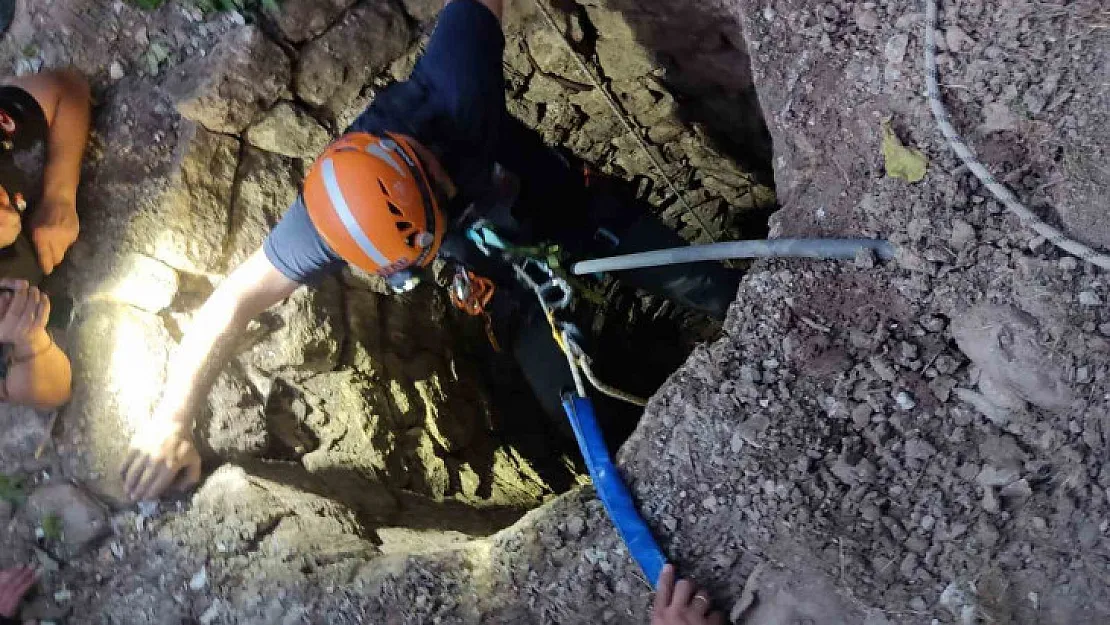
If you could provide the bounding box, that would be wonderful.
[263,0,359,43]
[24,483,109,554]
[163,26,291,135]
[245,102,331,160]
[65,302,173,503]
[241,276,346,374]
[78,253,180,314]
[129,123,239,275]
[225,147,300,269]
[297,2,412,116]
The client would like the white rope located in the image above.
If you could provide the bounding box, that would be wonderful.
[529,0,722,243]
[578,356,649,407]
[924,0,1110,270]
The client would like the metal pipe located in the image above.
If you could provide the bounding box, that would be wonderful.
[572,238,895,275]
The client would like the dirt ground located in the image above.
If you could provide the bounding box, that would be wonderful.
[0,0,1107,624]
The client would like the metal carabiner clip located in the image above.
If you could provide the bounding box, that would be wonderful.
[518,257,572,312]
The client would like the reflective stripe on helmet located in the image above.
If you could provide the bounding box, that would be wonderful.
[367,140,407,177]
[321,157,391,267]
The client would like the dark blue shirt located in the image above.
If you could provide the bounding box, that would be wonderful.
[264,0,509,284]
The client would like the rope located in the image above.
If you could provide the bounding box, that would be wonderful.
[924,0,1110,270]
[529,0,722,243]
[578,356,649,407]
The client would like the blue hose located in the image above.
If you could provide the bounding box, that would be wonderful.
[562,394,667,587]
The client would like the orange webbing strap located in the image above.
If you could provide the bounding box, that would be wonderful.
[450,270,501,352]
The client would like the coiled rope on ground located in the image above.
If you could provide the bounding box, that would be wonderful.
[924,0,1110,270]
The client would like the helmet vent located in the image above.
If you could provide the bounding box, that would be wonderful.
[379,180,390,196]
[395,220,414,232]
[386,201,404,217]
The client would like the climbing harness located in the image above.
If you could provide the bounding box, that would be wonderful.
[924,0,1110,270]
[466,219,647,405]
[449,268,501,351]
[528,0,724,244]
[467,221,608,305]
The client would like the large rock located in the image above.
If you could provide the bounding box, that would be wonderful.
[263,0,359,43]
[241,277,346,374]
[76,252,180,314]
[0,404,51,473]
[525,26,580,79]
[296,1,412,116]
[400,0,442,24]
[128,122,239,275]
[584,4,656,80]
[162,26,291,134]
[24,483,109,555]
[951,304,1075,413]
[225,147,300,269]
[202,369,269,460]
[245,102,331,160]
[66,302,173,502]
[166,464,381,562]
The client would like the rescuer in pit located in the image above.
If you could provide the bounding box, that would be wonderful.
[119,0,740,501]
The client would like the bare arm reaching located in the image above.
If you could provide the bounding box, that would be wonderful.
[3,69,91,274]
[120,248,300,501]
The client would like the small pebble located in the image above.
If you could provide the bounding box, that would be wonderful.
[189,567,208,591]
[109,61,125,81]
[894,391,916,410]
[1000,478,1033,499]
[1059,256,1079,271]
[1078,291,1102,306]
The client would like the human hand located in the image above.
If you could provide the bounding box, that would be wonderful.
[651,564,726,625]
[0,185,22,249]
[28,195,79,275]
[0,280,50,346]
[0,565,36,618]
[120,419,202,502]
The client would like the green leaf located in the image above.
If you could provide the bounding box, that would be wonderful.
[881,119,928,183]
[0,473,24,504]
[41,512,64,541]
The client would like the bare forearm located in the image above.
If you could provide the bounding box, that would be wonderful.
[156,291,250,428]
[5,330,71,409]
[155,249,299,429]
[41,71,91,205]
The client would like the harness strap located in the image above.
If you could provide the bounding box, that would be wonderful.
[449,268,501,352]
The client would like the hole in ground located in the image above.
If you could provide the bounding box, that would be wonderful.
[201,0,777,547]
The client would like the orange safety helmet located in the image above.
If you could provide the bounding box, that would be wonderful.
[302,132,446,278]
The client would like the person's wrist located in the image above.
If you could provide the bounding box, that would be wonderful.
[37,192,78,221]
[40,188,77,209]
[11,329,52,360]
